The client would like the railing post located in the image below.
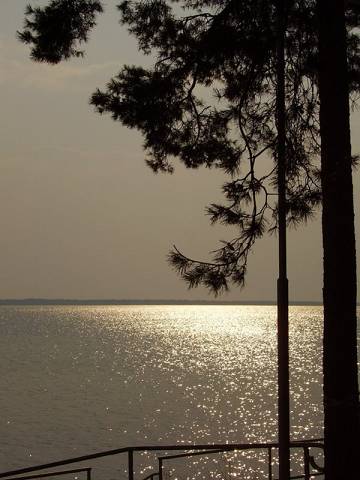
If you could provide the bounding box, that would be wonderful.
[158,458,163,480]
[268,447,272,480]
[86,468,91,480]
[303,447,310,480]
[128,450,134,480]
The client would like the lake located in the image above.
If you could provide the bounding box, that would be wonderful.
[0,305,327,479]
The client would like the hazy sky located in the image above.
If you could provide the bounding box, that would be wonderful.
[0,0,358,301]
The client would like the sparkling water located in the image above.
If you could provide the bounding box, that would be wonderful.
[0,305,329,478]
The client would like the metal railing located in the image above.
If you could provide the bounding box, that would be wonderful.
[0,440,324,480]
[155,441,324,480]
[5,469,92,480]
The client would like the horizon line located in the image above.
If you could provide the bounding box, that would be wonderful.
[0,298,324,306]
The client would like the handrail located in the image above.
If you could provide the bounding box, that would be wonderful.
[0,439,324,480]
[158,449,226,461]
[155,442,324,480]
[157,449,225,480]
[5,469,92,480]
[0,448,129,479]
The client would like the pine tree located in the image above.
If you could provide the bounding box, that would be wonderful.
[18,1,360,477]
[18,1,326,296]
[318,0,360,477]
[91,0,325,294]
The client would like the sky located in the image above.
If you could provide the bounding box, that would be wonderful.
[0,0,358,302]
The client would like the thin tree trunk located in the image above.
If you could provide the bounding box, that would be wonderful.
[318,0,360,478]
[276,1,290,478]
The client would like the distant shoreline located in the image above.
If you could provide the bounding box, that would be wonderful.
[0,298,324,306]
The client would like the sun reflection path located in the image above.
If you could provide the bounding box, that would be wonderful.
[0,304,325,479]
[84,305,323,447]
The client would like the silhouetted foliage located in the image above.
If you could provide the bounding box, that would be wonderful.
[18,0,360,296]
[90,0,360,294]
[19,2,360,477]
[18,0,103,63]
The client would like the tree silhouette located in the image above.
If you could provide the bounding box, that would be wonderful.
[318,0,360,477]
[18,0,103,63]
[19,0,360,477]
[18,0,327,295]
[92,1,327,296]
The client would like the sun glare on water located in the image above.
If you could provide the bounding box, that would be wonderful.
[0,304,325,479]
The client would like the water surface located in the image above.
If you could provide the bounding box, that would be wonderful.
[0,305,325,478]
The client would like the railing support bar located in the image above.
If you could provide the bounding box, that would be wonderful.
[303,447,310,480]
[158,458,163,480]
[5,468,91,480]
[128,450,134,480]
[268,447,273,480]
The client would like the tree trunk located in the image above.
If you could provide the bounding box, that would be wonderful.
[318,0,360,478]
